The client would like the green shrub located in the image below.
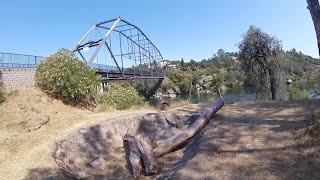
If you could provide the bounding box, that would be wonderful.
[35,48,100,104]
[210,75,223,94]
[0,85,5,103]
[289,87,310,100]
[159,79,176,93]
[307,110,320,136]
[134,80,158,98]
[166,70,192,93]
[99,84,144,110]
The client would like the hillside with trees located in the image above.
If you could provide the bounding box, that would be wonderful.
[164,27,320,99]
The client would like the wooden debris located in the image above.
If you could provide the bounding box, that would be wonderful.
[153,97,224,157]
[124,133,142,179]
[137,137,159,175]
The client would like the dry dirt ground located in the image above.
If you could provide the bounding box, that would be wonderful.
[1,88,320,180]
[0,88,157,180]
[172,100,320,180]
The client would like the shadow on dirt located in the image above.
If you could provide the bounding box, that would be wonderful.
[24,100,320,180]
[171,100,320,180]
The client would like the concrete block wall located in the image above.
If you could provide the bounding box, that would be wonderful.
[0,68,36,87]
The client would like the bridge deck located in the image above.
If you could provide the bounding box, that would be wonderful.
[97,70,165,81]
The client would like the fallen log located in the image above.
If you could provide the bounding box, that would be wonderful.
[137,137,159,175]
[123,133,142,179]
[153,97,224,157]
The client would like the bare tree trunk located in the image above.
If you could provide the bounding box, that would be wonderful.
[268,68,277,100]
[124,133,142,179]
[153,97,224,157]
[188,79,192,103]
[137,137,158,175]
[307,0,320,58]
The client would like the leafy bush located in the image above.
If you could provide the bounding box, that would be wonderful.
[307,110,320,136]
[210,75,223,94]
[134,80,158,98]
[99,83,144,110]
[158,79,176,93]
[35,49,100,104]
[0,85,5,103]
[289,87,310,100]
[166,70,192,93]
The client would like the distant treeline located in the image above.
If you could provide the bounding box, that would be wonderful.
[164,48,320,93]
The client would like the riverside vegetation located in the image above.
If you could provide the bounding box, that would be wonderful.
[1,26,320,179]
[31,27,320,110]
[35,49,145,110]
[2,27,319,110]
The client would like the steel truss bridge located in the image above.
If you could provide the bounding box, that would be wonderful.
[73,17,165,82]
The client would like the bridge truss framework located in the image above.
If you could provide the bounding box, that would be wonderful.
[73,17,165,81]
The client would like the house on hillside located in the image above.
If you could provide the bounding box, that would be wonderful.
[166,64,177,71]
[157,60,170,68]
[150,60,178,71]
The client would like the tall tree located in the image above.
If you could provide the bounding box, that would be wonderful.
[180,58,185,66]
[217,49,226,58]
[239,26,283,100]
[307,0,320,58]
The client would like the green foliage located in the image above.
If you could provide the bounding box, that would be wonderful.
[289,87,311,100]
[239,25,283,100]
[181,58,185,67]
[224,70,244,88]
[133,80,158,98]
[307,110,320,136]
[35,48,100,104]
[99,83,144,110]
[162,39,318,96]
[210,75,223,94]
[217,49,226,58]
[158,79,176,93]
[282,49,319,82]
[0,85,5,103]
[166,70,192,93]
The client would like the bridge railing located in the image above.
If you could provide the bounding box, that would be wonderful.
[0,52,43,68]
[0,52,164,79]
[91,63,165,78]
[0,63,37,68]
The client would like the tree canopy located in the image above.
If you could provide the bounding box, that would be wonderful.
[238,26,283,100]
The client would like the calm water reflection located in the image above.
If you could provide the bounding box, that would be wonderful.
[149,84,319,107]
[149,87,257,107]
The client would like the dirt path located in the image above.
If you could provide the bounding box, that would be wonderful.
[172,100,320,180]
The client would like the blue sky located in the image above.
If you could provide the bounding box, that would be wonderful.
[0,0,318,61]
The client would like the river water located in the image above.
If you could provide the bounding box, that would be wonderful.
[150,84,319,107]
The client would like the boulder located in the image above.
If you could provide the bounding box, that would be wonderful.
[167,88,175,95]
[198,75,213,85]
[173,86,181,94]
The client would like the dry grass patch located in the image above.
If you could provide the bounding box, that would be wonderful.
[0,88,156,179]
